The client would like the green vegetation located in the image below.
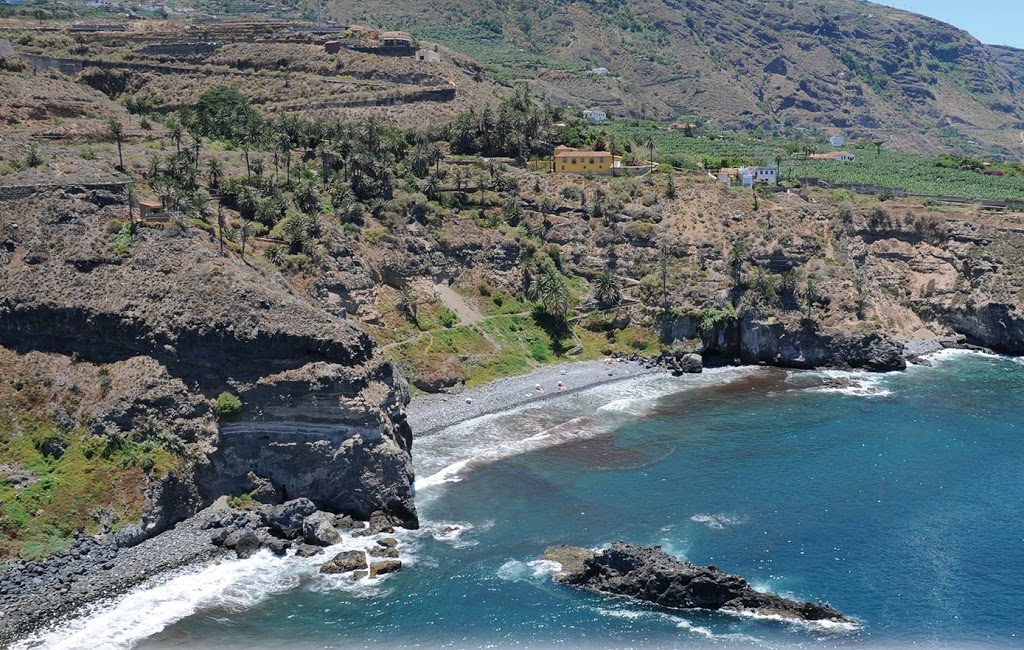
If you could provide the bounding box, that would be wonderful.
[0,414,179,560]
[587,122,1024,201]
[212,392,243,419]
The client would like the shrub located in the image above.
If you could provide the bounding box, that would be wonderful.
[213,392,243,419]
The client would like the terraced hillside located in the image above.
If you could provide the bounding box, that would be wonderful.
[323,0,1024,157]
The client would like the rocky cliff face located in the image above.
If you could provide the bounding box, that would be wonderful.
[0,186,418,543]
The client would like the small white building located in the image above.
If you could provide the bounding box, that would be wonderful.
[829,135,847,147]
[588,67,610,75]
[738,166,777,186]
[716,172,732,186]
[583,108,607,121]
[810,151,856,163]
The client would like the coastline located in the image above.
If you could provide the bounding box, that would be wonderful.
[405,359,658,436]
[3,346,1015,648]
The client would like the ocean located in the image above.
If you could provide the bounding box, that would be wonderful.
[19,351,1024,649]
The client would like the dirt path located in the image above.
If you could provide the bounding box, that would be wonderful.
[431,282,484,325]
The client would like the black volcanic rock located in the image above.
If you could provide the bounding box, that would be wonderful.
[543,542,852,625]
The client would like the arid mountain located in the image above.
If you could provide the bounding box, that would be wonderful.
[326,0,1024,156]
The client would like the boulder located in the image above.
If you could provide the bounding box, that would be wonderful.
[320,550,367,574]
[267,538,291,556]
[260,498,317,539]
[369,546,399,558]
[303,511,342,547]
[377,537,399,549]
[231,531,262,559]
[352,570,368,581]
[369,560,402,577]
[294,544,325,558]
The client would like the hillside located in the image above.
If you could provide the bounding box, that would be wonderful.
[324,0,1024,157]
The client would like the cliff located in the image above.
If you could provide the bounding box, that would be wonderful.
[0,185,417,558]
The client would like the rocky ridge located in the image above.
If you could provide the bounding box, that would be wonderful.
[543,542,852,626]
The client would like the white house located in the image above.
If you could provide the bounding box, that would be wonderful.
[738,166,777,185]
[583,108,607,121]
[829,135,846,147]
[810,151,855,163]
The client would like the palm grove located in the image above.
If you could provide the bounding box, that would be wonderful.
[115,84,824,346]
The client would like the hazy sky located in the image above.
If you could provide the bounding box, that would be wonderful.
[870,1,1024,48]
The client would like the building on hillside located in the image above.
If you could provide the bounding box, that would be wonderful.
[138,200,163,220]
[587,67,610,75]
[582,108,607,121]
[324,40,341,54]
[829,135,847,147]
[379,31,413,48]
[809,151,855,162]
[719,166,776,186]
[416,48,440,63]
[554,149,620,174]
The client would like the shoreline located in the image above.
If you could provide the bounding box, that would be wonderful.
[405,359,658,436]
[3,346,1016,647]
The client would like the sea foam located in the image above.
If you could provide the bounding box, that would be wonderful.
[14,530,414,650]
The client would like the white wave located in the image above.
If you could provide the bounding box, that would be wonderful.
[15,531,414,650]
[595,607,716,639]
[729,607,860,633]
[805,369,894,397]
[690,513,748,530]
[414,368,758,490]
[921,347,1003,364]
[527,559,563,577]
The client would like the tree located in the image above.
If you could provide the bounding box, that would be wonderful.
[774,151,784,184]
[873,140,884,155]
[238,112,263,179]
[397,287,419,323]
[216,202,225,256]
[644,133,656,172]
[107,119,125,171]
[239,218,252,261]
[801,275,818,320]
[592,270,622,309]
[167,117,183,155]
[206,158,222,190]
[666,173,676,199]
[728,238,749,285]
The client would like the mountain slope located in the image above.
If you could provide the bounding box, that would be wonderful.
[326,0,1024,156]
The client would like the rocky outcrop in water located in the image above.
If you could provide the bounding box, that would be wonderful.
[543,542,852,626]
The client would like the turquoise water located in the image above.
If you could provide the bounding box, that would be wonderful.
[33,353,1024,649]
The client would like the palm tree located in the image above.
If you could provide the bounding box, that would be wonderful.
[644,133,655,173]
[592,270,621,309]
[239,218,252,261]
[801,275,818,321]
[217,202,225,255]
[422,173,441,202]
[276,130,293,185]
[774,151,784,184]
[167,117,183,155]
[206,158,222,190]
[108,119,125,171]
[397,287,419,323]
[238,115,263,179]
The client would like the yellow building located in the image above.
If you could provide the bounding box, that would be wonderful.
[553,149,620,174]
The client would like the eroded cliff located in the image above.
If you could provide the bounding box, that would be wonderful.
[0,186,417,558]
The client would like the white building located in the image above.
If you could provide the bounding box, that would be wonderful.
[582,108,607,121]
[738,166,777,186]
[829,135,846,147]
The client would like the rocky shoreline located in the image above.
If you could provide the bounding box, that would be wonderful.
[406,359,654,435]
[543,542,853,627]
[0,498,408,646]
